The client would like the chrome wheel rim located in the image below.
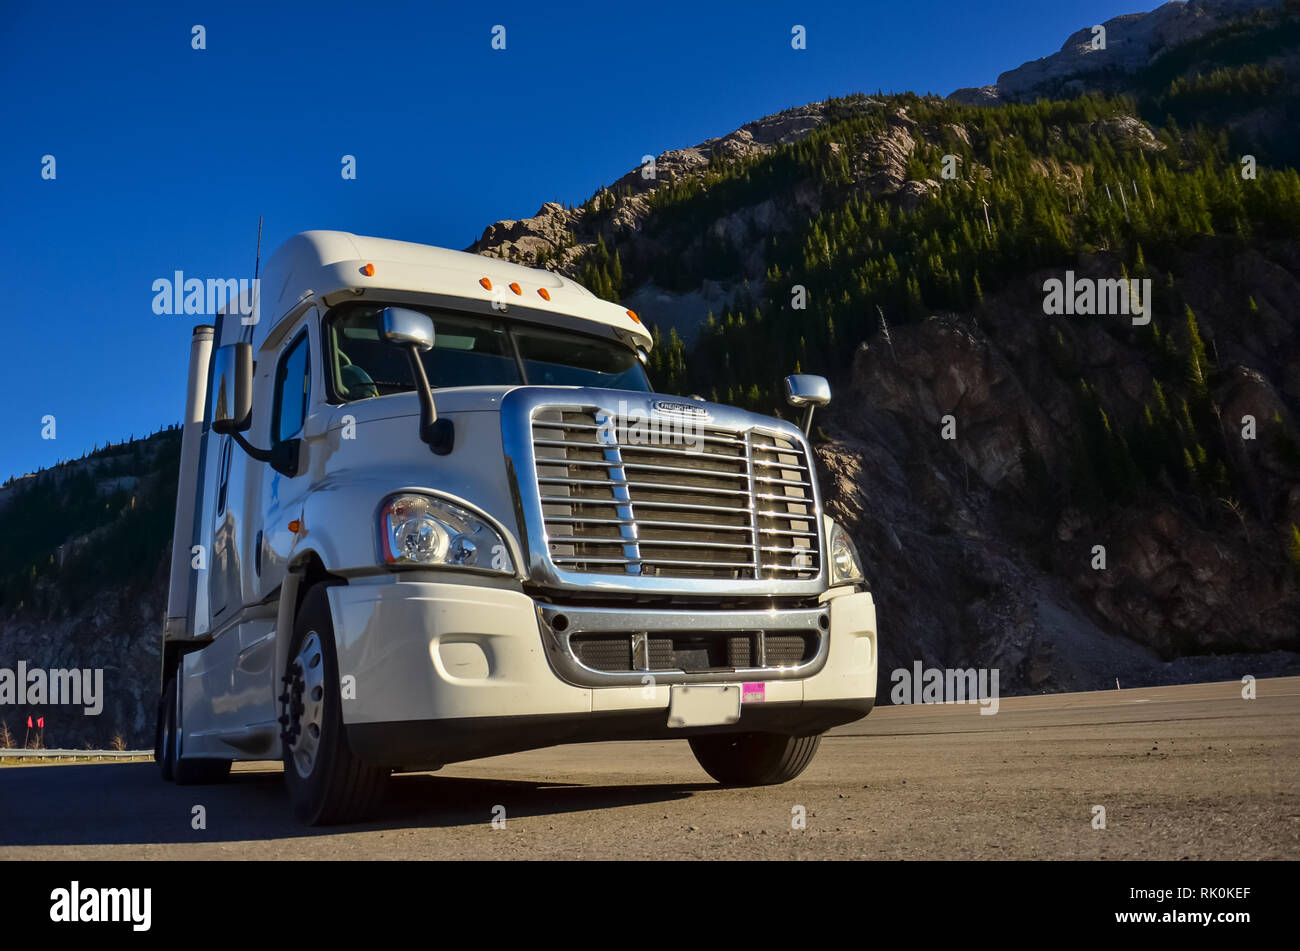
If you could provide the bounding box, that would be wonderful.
[288,632,327,779]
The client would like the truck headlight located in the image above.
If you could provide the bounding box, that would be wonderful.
[379,494,515,574]
[827,520,865,586]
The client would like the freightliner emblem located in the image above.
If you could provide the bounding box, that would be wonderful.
[650,399,709,419]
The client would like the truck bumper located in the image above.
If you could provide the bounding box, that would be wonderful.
[326,579,877,768]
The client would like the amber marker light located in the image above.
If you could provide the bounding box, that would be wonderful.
[361,263,375,277]
[537,288,551,301]
[479,277,492,290]
[626,309,641,324]
[509,282,522,295]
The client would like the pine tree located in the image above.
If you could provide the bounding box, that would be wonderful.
[1183,304,1210,398]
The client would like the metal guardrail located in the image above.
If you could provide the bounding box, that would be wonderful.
[0,749,151,759]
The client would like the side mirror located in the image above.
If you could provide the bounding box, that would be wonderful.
[379,306,453,455]
[211,342,253,435]
[211,341,298,476]
[784,374,831,436]
[380,307,435,351]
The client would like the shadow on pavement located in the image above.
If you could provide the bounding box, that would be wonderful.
[0,763,711,846]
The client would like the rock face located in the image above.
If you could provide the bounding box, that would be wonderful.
[468,97,913,330]
[0,584,164,750]
[947,85,1002,107]
[468,104,859,272]
[472,201,582,269]
[820,308,1300,693]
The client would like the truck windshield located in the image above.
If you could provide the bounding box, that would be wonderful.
[326,304,651,401]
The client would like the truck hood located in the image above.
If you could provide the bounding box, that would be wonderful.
[317,385,798,434]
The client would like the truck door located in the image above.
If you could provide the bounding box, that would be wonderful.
[257,319,316,593]
[196,316,317,743]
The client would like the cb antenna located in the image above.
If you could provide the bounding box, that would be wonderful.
[254,215,263,281]
[243,216,263,340]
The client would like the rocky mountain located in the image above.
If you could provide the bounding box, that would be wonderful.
[469,1,1300,694]
[3,0,1299,750]
[950,0,1300,163]
[950,0,1287,103]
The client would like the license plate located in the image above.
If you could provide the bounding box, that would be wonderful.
[667,685,741,728]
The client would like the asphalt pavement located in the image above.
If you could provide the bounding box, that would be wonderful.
[2,678,1296,859]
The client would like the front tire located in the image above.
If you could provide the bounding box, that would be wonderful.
[688,732,823,786]
[281,585,390,825]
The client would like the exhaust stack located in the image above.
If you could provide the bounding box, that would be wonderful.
[163,325,214,645]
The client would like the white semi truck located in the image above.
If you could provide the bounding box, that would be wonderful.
[155,230,878,824]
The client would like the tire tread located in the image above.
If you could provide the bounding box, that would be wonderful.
[689,732,823,786]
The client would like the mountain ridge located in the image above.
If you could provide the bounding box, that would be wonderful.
[949,0,1287,104]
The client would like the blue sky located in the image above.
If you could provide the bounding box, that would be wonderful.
[0,0,1143,482]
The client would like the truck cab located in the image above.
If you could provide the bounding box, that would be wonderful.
[155,230,877,824]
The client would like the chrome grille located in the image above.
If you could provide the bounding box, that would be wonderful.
[531,408,821,580]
